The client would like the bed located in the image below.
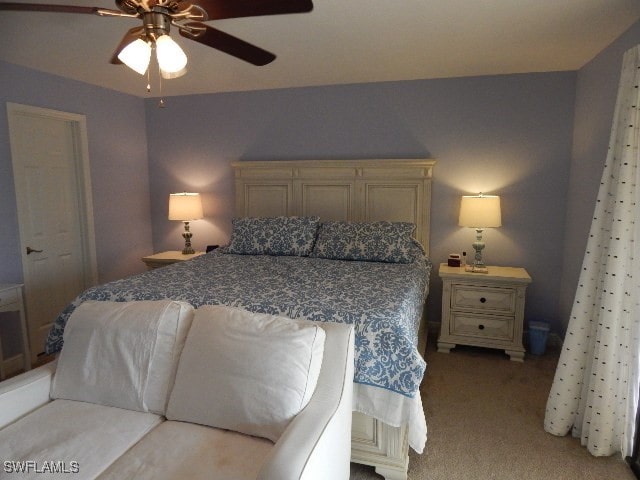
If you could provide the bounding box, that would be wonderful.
[45,159,435,480]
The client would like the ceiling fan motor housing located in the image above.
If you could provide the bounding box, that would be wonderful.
[143,7,172,40]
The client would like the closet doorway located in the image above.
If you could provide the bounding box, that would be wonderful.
[7,103,97,362]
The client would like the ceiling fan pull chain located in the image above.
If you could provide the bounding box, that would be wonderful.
[158,63,165,108]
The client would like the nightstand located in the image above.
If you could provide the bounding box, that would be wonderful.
[0,284,31,379]
[438,264,531,362]
[141,250,205,269]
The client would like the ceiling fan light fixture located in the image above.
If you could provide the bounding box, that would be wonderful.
[1,0,316,88]
[117,38,152,75]
[155,34,188,78]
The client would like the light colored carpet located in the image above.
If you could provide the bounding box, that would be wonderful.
[350,338,635,480]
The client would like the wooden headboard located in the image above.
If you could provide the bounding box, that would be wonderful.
[231,159,435,255]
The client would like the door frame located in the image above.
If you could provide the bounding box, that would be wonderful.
[7,103,98,355]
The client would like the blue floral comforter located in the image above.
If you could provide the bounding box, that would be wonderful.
[45,250,432,398]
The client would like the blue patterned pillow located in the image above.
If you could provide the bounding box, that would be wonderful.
[311,221,417,263]
[227,216,320,256]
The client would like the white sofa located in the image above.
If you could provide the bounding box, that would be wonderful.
[0,301,354,480]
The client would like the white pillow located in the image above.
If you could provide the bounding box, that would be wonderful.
[51,300,194,414]
[166,305,326,442]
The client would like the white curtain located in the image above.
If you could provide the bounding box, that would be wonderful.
[544,45,640,457]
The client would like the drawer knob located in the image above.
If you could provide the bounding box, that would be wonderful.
[479,297,487,303]
[478,324,485,330]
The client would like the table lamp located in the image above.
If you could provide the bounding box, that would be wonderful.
[168,192,203,254]
[458,193,502,269]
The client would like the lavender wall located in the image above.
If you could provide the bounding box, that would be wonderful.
[559,20,640,332]
[2,19,636,346]
[0,61,153,285]
[145,72,576,332]
[0,61,581,336]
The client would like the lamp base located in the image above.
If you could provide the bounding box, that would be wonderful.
[181,221,195,255]
[471,228,486,267]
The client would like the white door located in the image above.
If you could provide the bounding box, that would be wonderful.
[8,103,97,362]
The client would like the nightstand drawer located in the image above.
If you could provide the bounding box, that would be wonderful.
[450,312,514,341]
[0,288,18,308]
[451,285,516,314]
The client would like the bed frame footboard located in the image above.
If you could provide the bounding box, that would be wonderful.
[351,412,409,480]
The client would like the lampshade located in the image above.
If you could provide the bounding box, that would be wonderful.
[118,38,152,75]
[156,34,187,79]
[458,194,502,228]
[168,193,203,221]
[117,35,187,79]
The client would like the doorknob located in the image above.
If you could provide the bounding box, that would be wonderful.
[26,247,43,255]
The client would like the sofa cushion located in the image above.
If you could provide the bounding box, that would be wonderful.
[51,300,194,414]
[0,399,162,479]
[166,305,326,442]
[96,420,273,480]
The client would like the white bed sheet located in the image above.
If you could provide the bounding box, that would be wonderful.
[354,383,427,453]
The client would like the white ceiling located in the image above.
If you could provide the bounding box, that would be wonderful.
[1,0,640,98]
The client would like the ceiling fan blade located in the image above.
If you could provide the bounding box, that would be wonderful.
[109,26,145,65]
[180,22,276,66]
[182,0,312,20]
[0,2,122,16]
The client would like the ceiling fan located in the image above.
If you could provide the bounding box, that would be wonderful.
[0,1,314,79]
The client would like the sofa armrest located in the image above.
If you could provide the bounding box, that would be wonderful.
[0,361,56,429]
[257,323,355,480]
